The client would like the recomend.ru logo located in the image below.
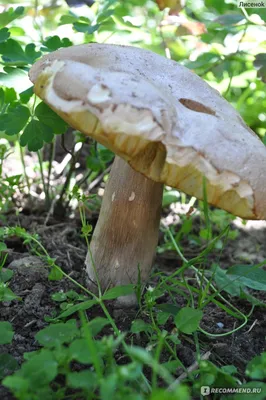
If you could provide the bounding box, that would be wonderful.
[201,386,210,396]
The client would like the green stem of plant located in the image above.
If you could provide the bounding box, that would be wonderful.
[165,227,250,337]
[152,333,165,390]
[18,142,32,201]
[47,140,55,201]
[79,311,103,380]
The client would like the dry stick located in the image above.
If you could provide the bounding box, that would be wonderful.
[88,164,112,191]
[47,140,55,200]
[57,141,84,206]
[18,142,32,202]
[168,351,211,391]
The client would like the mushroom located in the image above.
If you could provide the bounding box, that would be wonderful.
[29,44,266,306]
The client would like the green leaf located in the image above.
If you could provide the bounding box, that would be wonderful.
[0,285,19,302]
[36,320,79,348]
[87,317,110,336]
[0,241,7,252]
[73,22,100,34]
[0,39,41,66]
[86,155,103,172]
[0,67,29,92]
[246,353,266,380]
[157,312,170,325]
[0,7,24,28]
[58,299,97,318]
[41,35,72,52]
[175,307,203,334]
[162,189,180,207]
[254,53,266,83]
[3,375,29,394]
[213,265,243,296]
[21,349,57,387]
[0,269,13,283]
[156,303,180,316]
[100,374,118,400]
[20,86,34,104]
[0,321,14,344]
[0,353,18,380]
[4,87,17,104]
[131,319,153,334]
[8,27,25,37]
[35,102,68,134]
[127,346,173,385]
[214,13,246,26]
[233,382,266,400]
[48,265,63,281]
[0,28,10,43]
[184,52,220,70]
[24,43,42,65]
[0,88,4,109]
[227,264,266,291]
[102,284,135,300]
[20,120,54,151]
[59,14,79,25]
[150,386,190,400]
[51,292,68,302]
[67,370,96,390]
[68,338,93,363]
[0,104,30,135]
[221,365,237,375]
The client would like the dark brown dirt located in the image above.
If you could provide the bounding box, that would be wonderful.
[0,210,266,399]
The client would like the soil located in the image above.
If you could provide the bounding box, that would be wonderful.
[0,210,266,399]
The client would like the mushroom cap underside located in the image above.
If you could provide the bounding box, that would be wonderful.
[29,43,266,220]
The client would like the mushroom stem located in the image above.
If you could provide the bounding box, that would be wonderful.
[85,156,164,306]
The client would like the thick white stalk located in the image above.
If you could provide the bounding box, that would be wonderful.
[85,156,163,306]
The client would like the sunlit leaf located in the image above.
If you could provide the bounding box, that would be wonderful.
[0,7,24,28]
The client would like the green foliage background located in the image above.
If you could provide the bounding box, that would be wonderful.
[0,0,265,151]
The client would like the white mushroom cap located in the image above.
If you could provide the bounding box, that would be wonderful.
[29,43,266,220]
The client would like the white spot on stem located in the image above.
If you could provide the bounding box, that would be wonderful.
[128,192,135,202]
[112,192,116,202]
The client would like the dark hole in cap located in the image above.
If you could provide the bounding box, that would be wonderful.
[179,98,216,116]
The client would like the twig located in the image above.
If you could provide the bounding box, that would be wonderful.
[18,141,32,201]
[168,351,211,391]
[245,319,257,334]
[38,150,50,208]
[88,165,112,191]
[61,134,74,157]
[47,141,55,198]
